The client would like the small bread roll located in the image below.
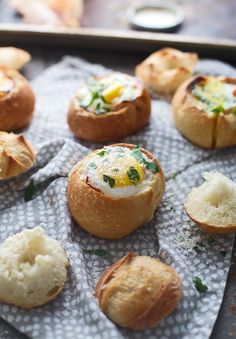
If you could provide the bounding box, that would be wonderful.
[95,253,182,330]
[67,72,151,142]
[67,144,165,239]
[0,226,69,309]
[172,75,236,148]
[0,67,35,131]
[185,172,236,234]
[135,48,198,96]
[0,132,36,180]
[0,47,31,70]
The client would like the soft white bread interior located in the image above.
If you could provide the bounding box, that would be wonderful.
[0,226,69,308]
[185,172,236,233]
[0,132,36,180]
[0,47,31,70]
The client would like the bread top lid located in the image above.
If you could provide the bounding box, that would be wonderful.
[0,67,15,98]
[78,144,161,199]
[75,72,144,115]
[187,75,236,116]
[0,132,36,180]
[139,48,198,73]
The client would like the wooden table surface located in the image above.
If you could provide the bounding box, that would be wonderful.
[0,0,235,338]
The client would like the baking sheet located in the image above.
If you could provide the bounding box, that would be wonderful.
[0,56,236,339]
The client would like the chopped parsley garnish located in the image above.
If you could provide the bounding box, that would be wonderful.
[193,241,205,254]
[171,171,177,180]
[127,166,141,185]
[83,248,107,256]
[193,277,208,293]
[103,175,115,188]
[131,146,159,174]
[88,162,97,169]
[112,168,119,172]
[207,236,216,246]
[220,250,227,257]
[24,179,35,202]
[97,150,107,157]
[212,105,224,115]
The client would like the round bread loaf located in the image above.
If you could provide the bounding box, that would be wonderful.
[0,66,35,131]
[135,48,198,96]
[0,226,69,308]
[172,75,236,148]
[67,143,165,239]
[0,132,36,180]
[67,72,151,142]
[95,253,183,330]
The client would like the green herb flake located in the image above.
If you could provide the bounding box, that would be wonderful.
[88,162,97,170]
[103,174,115,188]
[231,107,236,115]
[112,168,119,172]
[127,166,141,185]
[207,236,216,246]
[220,250,227,257]
[171,171,177,180]
[97,150,107,157]
[83,249,107,256]
[193,245,203,254]
[193,277,208,293]
[131,146,159,174]
[24,179,35,202]
[212,105,224,115]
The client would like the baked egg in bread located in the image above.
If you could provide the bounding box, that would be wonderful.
[67,144,165,239]
[0,66,35,131]
[67,72,151,142]
[172,75,236,148]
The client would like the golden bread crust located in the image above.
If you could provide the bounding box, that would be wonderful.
[0,132,36,179]
[95,253,182,330]
[67,88,151,142]
[172,75,236,149]
[67,143,165,239]
[135,48,198,96]
[0,67,35,131]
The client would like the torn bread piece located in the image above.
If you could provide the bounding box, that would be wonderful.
[185,172,236,234]
[135,48,198,96]
[172,75,236,148]
[0,47,31,70]
[95,253,182,330]
[0,227,69,308]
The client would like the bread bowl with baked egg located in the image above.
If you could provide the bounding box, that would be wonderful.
[67,72,151,142]
[95,253,182,330]
[67,144,165,239]
[172,75,236,148]
[0,66,35,131]
[135,48,198,96]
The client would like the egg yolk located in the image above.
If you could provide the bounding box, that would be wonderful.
[102,83,124,102]
[101,157,144,187]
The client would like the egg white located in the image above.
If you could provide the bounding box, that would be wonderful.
[77,73,143,114]
[81,146,155,198]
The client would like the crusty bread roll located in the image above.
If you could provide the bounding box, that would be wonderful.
[135,48,198,96]
[0,132,36,180]
[0,226,69,309]
[95,253,182,330]
[185,172,236,234]
[172,75,236,148]
[0,47,31,70]
[0,66,35,131]
[67,144,165,239]
[67,72,151,142]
